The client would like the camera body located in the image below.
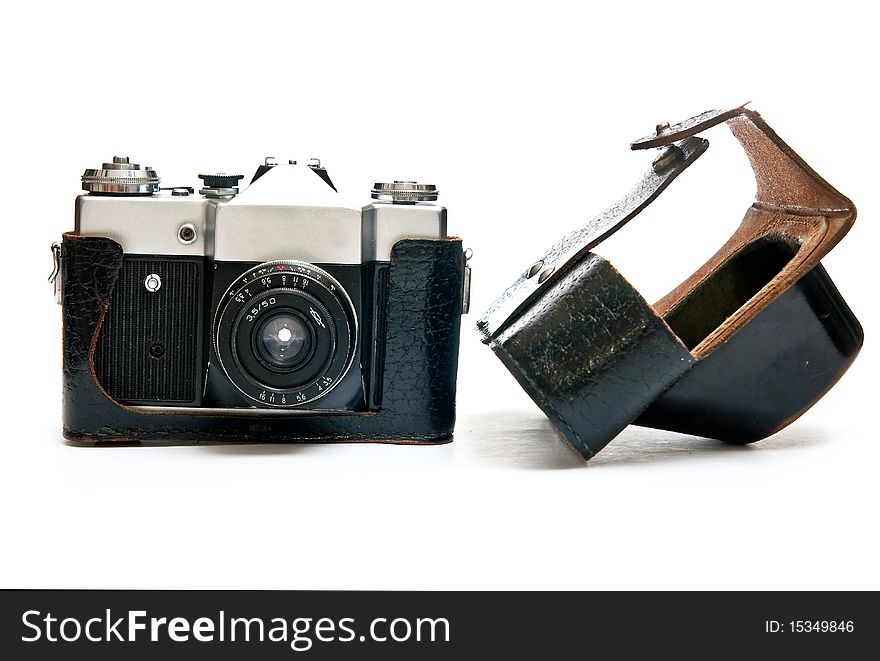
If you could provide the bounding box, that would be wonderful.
[55,157,468,444]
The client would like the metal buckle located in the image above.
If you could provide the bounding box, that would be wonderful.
[462,248,473,315]
[48,242,62,305]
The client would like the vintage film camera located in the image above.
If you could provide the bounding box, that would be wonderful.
[52,157,470,444]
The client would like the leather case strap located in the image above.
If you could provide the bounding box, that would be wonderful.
[632,107,855,358]
[477,135,708,341]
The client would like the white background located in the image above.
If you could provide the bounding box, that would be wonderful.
[1,1,877,590]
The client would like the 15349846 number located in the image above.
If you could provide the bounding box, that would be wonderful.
[790,621,854,633]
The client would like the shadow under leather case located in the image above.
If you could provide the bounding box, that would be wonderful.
[60,236,464,445]
[478,106,863,460]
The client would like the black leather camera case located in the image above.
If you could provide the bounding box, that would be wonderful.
[60,234,465,445]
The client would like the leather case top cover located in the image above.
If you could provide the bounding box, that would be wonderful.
[478,106,863,460]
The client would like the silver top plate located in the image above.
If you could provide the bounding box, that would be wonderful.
[74,161,446,262]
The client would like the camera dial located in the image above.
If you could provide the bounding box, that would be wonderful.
[199,173,244,199]
[213,260,358,407]
[82,156,160,195]
[371,181,438,204]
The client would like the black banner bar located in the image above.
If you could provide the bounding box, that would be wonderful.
[1,590,875,658]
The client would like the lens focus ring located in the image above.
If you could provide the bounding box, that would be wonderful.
[213,261,358,407]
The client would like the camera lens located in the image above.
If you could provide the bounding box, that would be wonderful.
[213,260,358,407]
[254,313,312,370]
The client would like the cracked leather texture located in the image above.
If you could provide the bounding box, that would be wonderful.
[61,232,464,444]
[490,254,693,458]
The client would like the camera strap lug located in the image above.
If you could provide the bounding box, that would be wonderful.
[48,241,62,305]
[462,247,473,315]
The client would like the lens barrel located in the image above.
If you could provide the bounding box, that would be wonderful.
[213,261,357,407]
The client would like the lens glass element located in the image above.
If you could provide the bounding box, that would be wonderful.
[255,313,311,369]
